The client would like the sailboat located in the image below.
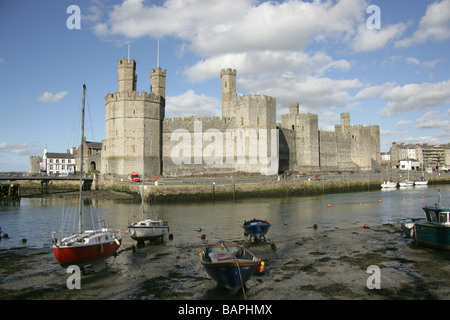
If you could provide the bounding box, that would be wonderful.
[415,158,428,185]
[127,116,169,246]
[399,149,414,187]
[52,85,122,272]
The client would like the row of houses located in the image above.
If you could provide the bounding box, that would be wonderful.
[381,142,450,171]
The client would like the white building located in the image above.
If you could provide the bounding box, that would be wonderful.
[41,148,76,176]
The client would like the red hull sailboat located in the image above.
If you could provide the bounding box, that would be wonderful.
[53,229,121,269]
[52,84,121,271]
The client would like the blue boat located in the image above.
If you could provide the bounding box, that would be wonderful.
[242,219,271,241]
[199,242,264,294]
[414,190,450,251]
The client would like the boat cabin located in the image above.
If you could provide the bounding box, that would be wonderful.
[423,206,450,226]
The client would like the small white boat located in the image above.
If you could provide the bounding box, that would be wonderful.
[381,181,397,188]
[127,118,169,245]
[399,180,414,187]
[415,177,428,186]
[128,218,169,243]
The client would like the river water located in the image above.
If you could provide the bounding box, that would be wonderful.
[1,184,450,300]
[1,185,448,250]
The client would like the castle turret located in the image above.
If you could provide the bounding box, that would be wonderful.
[151,67,166,98]
[340,113,350,130]
[220,68,237,119]
[289,102,299,115]
[118,58,137,92]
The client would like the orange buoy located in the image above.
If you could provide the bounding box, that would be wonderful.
[378,200,382,203]
[421,196,424,199]
[363,224,369,229]
[327,204,331,208]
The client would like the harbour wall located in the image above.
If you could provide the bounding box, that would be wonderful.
[99,176,450,203]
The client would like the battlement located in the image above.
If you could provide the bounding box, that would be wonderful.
[151,67,167,76]
[118,58,136,66]
[163,116,235,124]
[282,112,318,119]
[105,90,160,103]
[220,68,237,76]
[236,93,276,104]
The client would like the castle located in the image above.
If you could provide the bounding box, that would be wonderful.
[99,58,380,178]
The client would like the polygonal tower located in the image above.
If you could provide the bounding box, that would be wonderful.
[101,58,166,178]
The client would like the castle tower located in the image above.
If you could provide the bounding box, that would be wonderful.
[289,102,299,115]
[150,67,166,98]
[118,58,137,92]
[340,113,350,131]
[102,58,165,178]
[220,68,237,119]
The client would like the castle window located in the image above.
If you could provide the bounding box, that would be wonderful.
[292,125,294,130]
[225,81,227,88]
[241,118,244,126]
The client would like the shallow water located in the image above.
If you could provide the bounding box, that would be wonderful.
[1,185,447,250]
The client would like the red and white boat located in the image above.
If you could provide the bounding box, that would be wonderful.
[52,85,121,271]
[52,229,121,270]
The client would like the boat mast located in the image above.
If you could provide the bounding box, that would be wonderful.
[141,114,145,219]
[78,84,86,233]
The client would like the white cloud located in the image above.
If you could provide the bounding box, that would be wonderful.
[352,82,396,100]
[395,0,450,47]
[382,55,440,69]
[184,51,351,82]
[238,73,362,112]
[0,142,38,156]
[166,90,221,118]
[352,23,406,52]
[379,80,450,117]
[394,120,413,128]
[37,91,68,103]
[94,0,367,56]
[415,110,450,129]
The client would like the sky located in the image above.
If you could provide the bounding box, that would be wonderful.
[1,0,449,172]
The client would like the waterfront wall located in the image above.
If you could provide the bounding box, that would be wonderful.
[100,176,450,203]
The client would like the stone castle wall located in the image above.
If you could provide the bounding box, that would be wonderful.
[101,58,380,178]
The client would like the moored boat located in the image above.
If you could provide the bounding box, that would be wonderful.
[414,190,450,251]
[399,180,414,187]
[401,218,426,238]
[381,181,397,188]
[52,85,121,271]
[128,218,169,244]
[127,113,169,245]
[52,229,121,271]
[415,177,428,186]
[242,218,271,241]
[199,242,264,294]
